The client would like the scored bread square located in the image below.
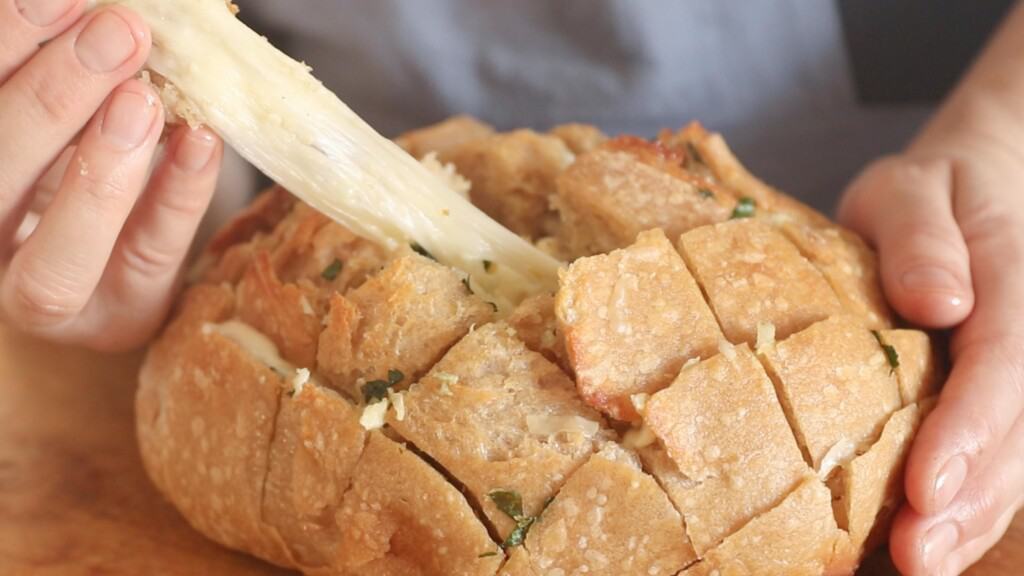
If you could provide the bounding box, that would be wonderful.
[524,444,697,576]
[445,130,575,239]
[555,229,723,421]
[834,403,922,551]
[548,123,608,155]
[507,293,572,373]
[781,221,893,329]
[387,322,608,538]
[877,329,940,405]
[555,137,736,257]
[333,432,503,576]
[316,253,495,399]
[761,315,902,470]
[679,218,844,345]
[262,384,366,570]
[498,548,538,576]
[394,114,496,159]
[642,344,810,552]
[681,476,847,576]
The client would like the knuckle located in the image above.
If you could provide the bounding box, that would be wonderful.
[118,239,183,278]
[76,169,131,209]
[4,264,86,328]
[25,69,76,125]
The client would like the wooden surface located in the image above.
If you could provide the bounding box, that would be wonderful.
[0,326,1019,576]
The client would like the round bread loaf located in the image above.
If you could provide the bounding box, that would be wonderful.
[137,117,940,575]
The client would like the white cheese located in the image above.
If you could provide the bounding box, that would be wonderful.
[89,0,559,307]
[526,414,600,438]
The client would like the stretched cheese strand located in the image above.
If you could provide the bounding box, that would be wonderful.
[87,0,560,306]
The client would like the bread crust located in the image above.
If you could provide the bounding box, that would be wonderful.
[138,118,931,575]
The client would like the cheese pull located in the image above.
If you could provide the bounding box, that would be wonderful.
[87,0,560,307]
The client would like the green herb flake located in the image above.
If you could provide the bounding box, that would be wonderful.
[488,490,524,520]
[501,517,535,549]
[388,369,405,386]
[477,551,499,558]
[361,380,390,403]
[411,242,437,261]
[871,331,900,374]
[731,197,756,219]
[321,258,343,281]
[483,260,494,273]
[698,187,714,199]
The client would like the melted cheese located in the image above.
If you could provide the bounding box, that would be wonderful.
[89,0,559,306]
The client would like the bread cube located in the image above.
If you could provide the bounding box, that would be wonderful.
[334,432,502,576]
[549,123,607,154]
[556,137,736,256]
[394,114,496,159]
[446,130,574,238]
[262,384,366,569]
[761,315,902,470]
[782,221,893,329]
[388,323,607,537]
[507,293,571,373]
[682,476,845,576]
[525,445,696,576]
[642,344,809,552]
[679,218,843,345]
[556,229,723,421]
[834,403,922,550]
[317,254,495,398]
[877,329,940,405]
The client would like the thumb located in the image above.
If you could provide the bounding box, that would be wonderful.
[838,156,973,327]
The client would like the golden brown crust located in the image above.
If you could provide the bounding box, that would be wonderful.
[445,130,574,239]
[679,218,844,345]
[138,116,937,576]
[394,115,496,160]
[524,445,696,576]
[643,344,810,552]
[556,229,722,421]
[388,322,608,538]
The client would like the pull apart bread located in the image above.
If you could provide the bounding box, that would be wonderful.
[141,117,941,576]
[98,1,940,574]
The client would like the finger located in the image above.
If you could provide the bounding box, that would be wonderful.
[0,0,86,82]
[890,416,1024,575]
[0,6,151,243]
[942,501,1020,576]
[0,79,163,335]
[838,156,974,327]
[80,125,223,351]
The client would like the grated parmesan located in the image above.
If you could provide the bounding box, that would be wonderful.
[359,398,390,430]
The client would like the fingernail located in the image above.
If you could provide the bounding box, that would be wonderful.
[933,455,968,510]
[75,11,137,73]
[101,90,158,151]
[16,0,76,27]
[901,266,963,295]
[174,129,218,173]
[922,522,959,570]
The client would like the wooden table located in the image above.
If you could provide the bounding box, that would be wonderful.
[0,327,1019,575]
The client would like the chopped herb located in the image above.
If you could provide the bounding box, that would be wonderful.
[489,489,542,549]
[411,242,437,261]
[483,260,494,273]
[501,517,535,549]
[731,197,756,219]
[685,142,704,166]
[462,276,474,294]
[698,187,714,199]
[872,331,900,374]
[388,369,405,386]
[361,379,390,403]
[488,490,524,519]
[321,258,343,281]
[477,551,499,558]
[361,369,405,403]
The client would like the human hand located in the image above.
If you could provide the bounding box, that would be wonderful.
[839,129,1024,574]
[1,1,223,351]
